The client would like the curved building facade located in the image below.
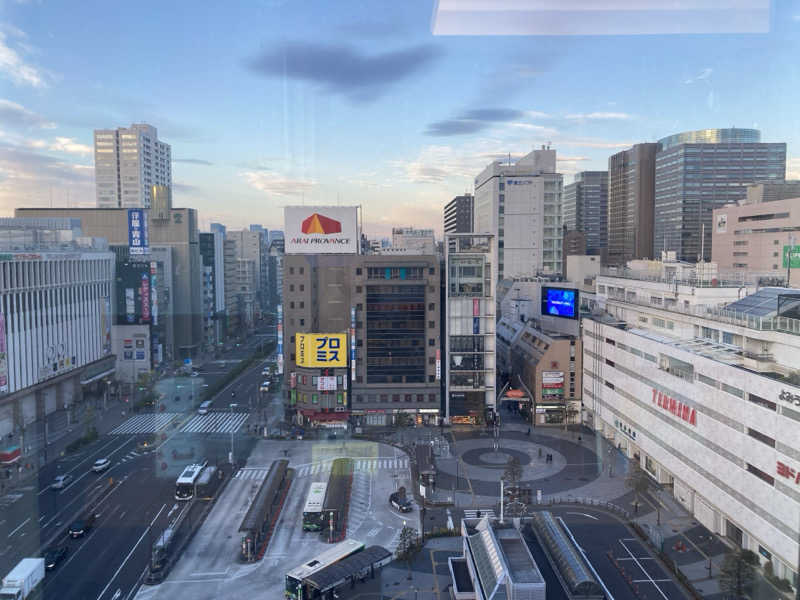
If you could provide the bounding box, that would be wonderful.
[658,128,761,151]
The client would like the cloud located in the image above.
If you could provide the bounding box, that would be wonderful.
[47,137,91,155]
[684,68,713,84]
[245,42,442,101]
[0,31,47,88]
[174,158,213,165]
[172,182,201,194]
[565,112,634,120]
[558,155,590,163]
[240,171,315,196]
[425,107,549,137]
[0,99,56,129]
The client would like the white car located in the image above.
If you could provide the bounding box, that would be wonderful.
[51,474,74,490]
[91,458,111,473]
[259,381,270,393]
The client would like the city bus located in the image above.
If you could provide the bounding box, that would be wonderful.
[302,482,327,531]
[175,461,208,500]
[284,539,365,599]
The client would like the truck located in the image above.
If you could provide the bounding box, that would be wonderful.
[0,558,45,600]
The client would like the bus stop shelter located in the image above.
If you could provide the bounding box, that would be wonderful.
[303,545,392,598]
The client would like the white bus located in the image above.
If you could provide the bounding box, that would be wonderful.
[302,482,328,531]
[175,461,208,500]
[197,400,213,415]
[284,539,365,599]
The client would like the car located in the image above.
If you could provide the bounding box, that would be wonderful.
[68,513,97,538]
[91,458,111,473]
[43,546,68,570]
[190,370,199,377]
[50,474,74,490]
[259,381,270,392]
[261,368,270,376]
[389,490,413,513]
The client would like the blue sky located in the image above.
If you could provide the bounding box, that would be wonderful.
[1,0,798,235]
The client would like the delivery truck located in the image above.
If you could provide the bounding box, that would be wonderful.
[0,558,45,600]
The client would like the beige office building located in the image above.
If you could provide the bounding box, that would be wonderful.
[712,196,800,286]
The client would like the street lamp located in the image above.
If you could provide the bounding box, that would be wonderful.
[229,403,238,465]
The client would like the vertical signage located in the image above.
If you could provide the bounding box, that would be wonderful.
[101,297,112,355]
[276,304,284,375]
[125,288,135,323]
[128,209,149,255]
[140,273,151,323]
[150,262,158,326]
[350,307,356,381]
[435,349,441,380]
[0,312,7,393]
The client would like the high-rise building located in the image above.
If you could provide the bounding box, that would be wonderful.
[654,128,786,262]
[268,230,284,245]
[268,238,284,312]
[743,180,800,204]
[199,232,226,345]
[282,253,442,427]
[445,234,496,424]
[607,143,658,266]
[210,222,226,237]
[228,230,264,313]
[94,123,172,209]
[443,194,474,234]
[474,147,563,278]
[563,171,608,255]
[0,218,116,453]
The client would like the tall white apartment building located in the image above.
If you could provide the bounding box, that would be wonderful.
[474,146,563,279]
[584,270,800,587]
[94,123,172,208]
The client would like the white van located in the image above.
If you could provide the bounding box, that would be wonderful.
[198,400,213,415]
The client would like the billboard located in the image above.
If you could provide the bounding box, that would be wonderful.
[284,206,358,254]
[116,262,151,325]
[783,245,800,269]
[128,209,149,255]
[0,312,7,393]
[296,333,347,368]
[541,287,579,319]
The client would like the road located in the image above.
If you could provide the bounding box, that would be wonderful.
[0,333,278,600]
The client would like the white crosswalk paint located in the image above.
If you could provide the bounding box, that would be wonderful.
[234,468,269,481]
[179,412,249,434]
[294,458,408,478]
[109,413,181,435]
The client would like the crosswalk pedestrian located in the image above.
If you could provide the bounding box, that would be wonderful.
[109,413,180,435]
[293,457,409,478]
[180,412,249,434]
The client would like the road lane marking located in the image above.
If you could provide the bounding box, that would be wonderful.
[566,511,599,520]
[96,503,166,600]
[37,436,130,496]
[619,538,669,600]
[7,517,30,537]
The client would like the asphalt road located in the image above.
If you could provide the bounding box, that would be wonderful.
[0,333,277,600]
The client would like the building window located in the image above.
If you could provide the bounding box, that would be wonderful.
[299,284,304,291]
[290,336,295,343]
[289,284,294,292]
[428,375,435,382]
[428,339,435,346]
[356,303,363,311]
[416,394,424,402]
[605,381,615,390]
[312,376,318,385]
[721,383,743,398]
[697,373,717,388]
[392,394,400,402]
[356,395,364,403]
[428,357,435,365]
[428,303,435,310]
[605,359,615,367]
[300,301,304,309]
[289,267,294,275]
[312,393,318,404]
[747,428,775,448]
[299,318,305,326]
[605,337,616,346]
[404,394,412,403]
[299,267,304,274]
[356,375,363,383]
[290,301,294,309]
[290,353,296,361]
[380,394,389,402]
[428,394,436,403]
[428,321,435,329]
[302,375,307,385]
[746,463,774,486]
[356,286,362,293]
[747,393,776,411]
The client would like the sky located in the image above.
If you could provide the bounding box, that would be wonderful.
[0,0,798,236]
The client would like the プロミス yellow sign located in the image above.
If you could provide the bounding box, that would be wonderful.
[296,333,347,368]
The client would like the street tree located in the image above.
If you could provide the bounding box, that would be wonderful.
[396,525,422,578]
[719,549,758,598]
[502,456,522,486]
[625,464,650,511]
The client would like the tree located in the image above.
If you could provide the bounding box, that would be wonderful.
[719,549,758,598]
[625,464,650,511]
[396,525,422,579]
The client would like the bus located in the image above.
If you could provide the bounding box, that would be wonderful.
[197,400,213,415]
[195,465,223,501]
[302,482,327,531]
[284,539,365,599]
[175,461,208,500]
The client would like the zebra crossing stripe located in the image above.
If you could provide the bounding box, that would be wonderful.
[179,412,248,434]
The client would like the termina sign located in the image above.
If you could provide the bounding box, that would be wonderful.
[652,388,697,426]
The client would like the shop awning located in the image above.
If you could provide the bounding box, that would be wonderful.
[80,367,116,385]
[311,412,349,422]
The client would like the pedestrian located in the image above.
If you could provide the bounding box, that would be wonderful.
[526,427,530,436]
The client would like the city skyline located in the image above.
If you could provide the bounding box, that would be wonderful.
[0,0,799,236]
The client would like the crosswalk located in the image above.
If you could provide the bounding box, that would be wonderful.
[294,458,408,478]
[463,509,497,519]
[234,467,270,481]
[110,413,180,435]
[119,449,155,463]
[179,412,249,434]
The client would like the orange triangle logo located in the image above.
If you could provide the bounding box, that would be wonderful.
[301,213,342,234]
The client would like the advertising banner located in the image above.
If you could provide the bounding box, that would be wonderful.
[296,333,347,368]
[317,376,337,391]
[284,206,358,254]
[128,209,149,255]
[0,312,7,393]
[783,245,800,269]
[125,288,135,323]
[140,273,150,323]
[436,349,441,380]
[150,262,158,326]
[350,307,356,380]
[276,304,284,375]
